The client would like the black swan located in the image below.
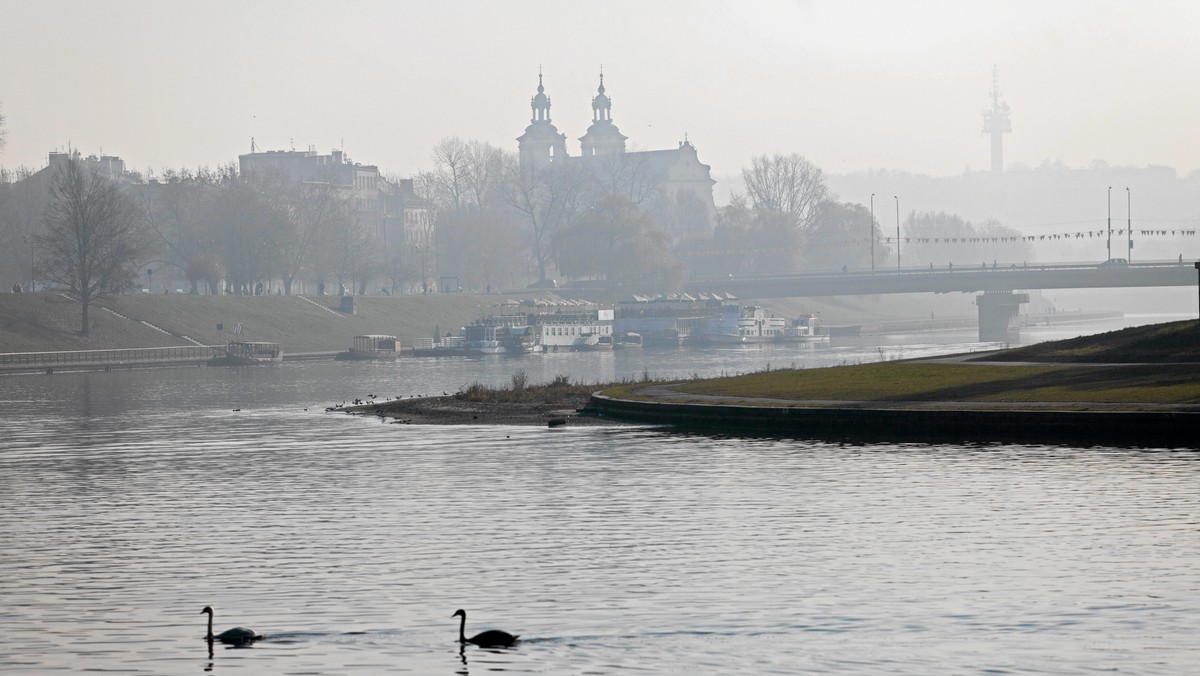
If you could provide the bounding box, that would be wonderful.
[201,606,263,644]
[453,608,519,647]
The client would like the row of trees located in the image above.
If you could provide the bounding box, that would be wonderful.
[416,137,662,290]
[2,121,1026,337]
[142,166,364,297]
[0,157,372,335]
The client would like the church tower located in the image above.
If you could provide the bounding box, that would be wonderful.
[579,70,628,157]
[516,71,568,175]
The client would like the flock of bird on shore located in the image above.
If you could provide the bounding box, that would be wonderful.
[325,392,444,411]
[202,605,519,649]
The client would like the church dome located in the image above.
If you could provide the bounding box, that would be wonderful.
[594,74,611,108]
[532,81,549,107]
[529,72,552,122]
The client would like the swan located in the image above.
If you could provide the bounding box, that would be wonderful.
[201,606,263,644]
[453,609,519,647]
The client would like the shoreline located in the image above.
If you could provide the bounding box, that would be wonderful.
[584,388,1200,449]
[337,392,624,427]
[341,321,1200,444]
[339,385,1200,448]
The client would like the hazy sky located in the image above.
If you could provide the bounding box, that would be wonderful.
[1,0,1197,182]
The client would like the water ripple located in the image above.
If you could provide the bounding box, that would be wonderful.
[2,366,1199,674]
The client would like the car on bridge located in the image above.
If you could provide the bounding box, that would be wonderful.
[1099,258,1129,267]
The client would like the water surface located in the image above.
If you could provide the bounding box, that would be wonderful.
[2,319,1197,674]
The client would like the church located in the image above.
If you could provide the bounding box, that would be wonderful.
[516,73,718,240]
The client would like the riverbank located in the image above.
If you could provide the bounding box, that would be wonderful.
[0,290,1016,354]
[334,320,1200,444]
[336,377,622,426]
[585,320,1200,447]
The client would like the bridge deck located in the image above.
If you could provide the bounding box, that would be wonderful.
[685,260,1197,298]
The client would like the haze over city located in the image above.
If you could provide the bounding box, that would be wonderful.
[4,3,1200,674]
[2,0,1198,179]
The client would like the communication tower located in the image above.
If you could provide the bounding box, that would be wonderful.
[981,66,1011,174]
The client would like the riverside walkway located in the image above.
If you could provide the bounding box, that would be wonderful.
[586,366,1200,449]
[0,345,220,373]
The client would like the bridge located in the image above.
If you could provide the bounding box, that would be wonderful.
[683,259,1198,341]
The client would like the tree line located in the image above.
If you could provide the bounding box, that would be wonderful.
[1,120,1027,336]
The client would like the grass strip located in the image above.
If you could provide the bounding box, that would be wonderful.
[602,362,1200,405]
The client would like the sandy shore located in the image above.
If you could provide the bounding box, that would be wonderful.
[336,392,624,426]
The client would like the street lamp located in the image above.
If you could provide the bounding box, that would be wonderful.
[870,193,875,272]
[1126,186,1132,262]
[894,195,900,271]
[1107,186,1112,261]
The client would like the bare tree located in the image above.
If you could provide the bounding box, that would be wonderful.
[0,101,7,154]
[501,152,585,283]
[429,137,471,213]
[141,168,218,294]
[554,193,681,289]
[39,158,151,336]
[582,148,660,207]
[259,170,352,295]
[0,167,44,286]
[805,200,887,271]
[461,140,506,209]
[435,208,523,292]
[320,211,377,295]
[742,153,829,231]
[202,165,276,295]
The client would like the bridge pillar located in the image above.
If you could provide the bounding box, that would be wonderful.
[976,291,1029,342]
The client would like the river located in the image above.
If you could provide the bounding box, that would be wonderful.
[1,315,1197,674]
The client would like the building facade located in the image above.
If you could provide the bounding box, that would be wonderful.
[516,73,717,240]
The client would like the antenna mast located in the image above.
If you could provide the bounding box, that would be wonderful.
[981,65,1012,174]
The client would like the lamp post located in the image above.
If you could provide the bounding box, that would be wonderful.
[1126,186,1132,262]
[894,195,900,271]
[1107,186,1112,261]
[1195,261,1200,319]
[870,193,876,272]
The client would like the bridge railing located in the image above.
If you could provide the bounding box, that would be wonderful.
[690,258,1194,285]
[0,345,222,369]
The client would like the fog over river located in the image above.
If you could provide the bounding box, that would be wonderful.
[1,316,1197,674]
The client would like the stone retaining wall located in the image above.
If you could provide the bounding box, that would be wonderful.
[586,394,1199,449]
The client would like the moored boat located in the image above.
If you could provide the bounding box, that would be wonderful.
[699,304,787,344]
[576,332,613,351]
[210,341,282,366]
[336,335,399,360]
[462,316,535,355]
[775,315,830,343]
[533,307,614,352]
[613,331,643,349]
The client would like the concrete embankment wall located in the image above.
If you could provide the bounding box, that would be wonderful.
[587,394,1200,449]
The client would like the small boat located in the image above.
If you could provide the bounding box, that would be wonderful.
[613,331,643,349]
[336,335,399,360]
[575,332,613,351]
[775,315,830,343]
[534,308,614,352]
[462,317,535,355]
[411,335,469,357]
[700,305,787,344]
[210,341,282,366]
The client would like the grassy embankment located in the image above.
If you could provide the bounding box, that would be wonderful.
[0,293,518,353]
[599,320,1200,408]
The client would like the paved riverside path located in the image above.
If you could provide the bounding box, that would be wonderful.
[625,382,1200,412]
[586,358,1200,447]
